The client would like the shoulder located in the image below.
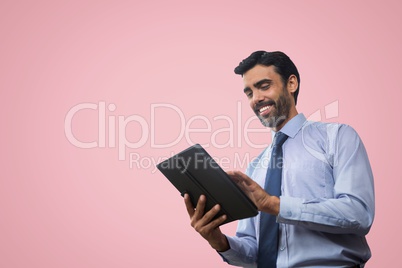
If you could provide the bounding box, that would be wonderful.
[301,121,360,142]
[299,121,363,165]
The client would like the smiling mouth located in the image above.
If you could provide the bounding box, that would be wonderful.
[256,103,274,116]
[259,105,271,113]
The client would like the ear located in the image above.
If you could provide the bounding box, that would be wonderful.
[286,74,298,94]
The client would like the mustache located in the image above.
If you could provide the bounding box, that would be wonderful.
[254,100,276,112]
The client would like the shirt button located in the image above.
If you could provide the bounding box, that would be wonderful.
[287,211,292,217]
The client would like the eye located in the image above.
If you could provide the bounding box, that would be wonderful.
[245,90,253,98]
[260,83,270,90]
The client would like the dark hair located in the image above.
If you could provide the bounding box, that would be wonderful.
[234,51,300,105]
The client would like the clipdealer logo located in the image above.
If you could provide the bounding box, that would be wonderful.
[64,100,339,172]
[64,101,271,171]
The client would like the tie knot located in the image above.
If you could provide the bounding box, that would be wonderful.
[273,132,288,147]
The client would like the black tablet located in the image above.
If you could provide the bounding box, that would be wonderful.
[157,144,258,225]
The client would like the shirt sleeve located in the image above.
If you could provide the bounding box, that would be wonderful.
[277,125,375,236]
[218,216,258,267]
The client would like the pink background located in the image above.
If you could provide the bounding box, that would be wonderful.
[1,0,400,267]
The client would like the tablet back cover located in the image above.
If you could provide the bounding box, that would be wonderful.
[157,144,258,225]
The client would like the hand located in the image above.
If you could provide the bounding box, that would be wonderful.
[227,170,280,215]
[184,194,230,252]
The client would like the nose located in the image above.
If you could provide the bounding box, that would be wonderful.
[253,89,265,104]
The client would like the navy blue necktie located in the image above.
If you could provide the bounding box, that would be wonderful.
[257,132,288,268]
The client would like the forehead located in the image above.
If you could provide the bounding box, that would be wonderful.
[242,64,280,86]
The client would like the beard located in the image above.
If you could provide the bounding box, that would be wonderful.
[254,88,292,128]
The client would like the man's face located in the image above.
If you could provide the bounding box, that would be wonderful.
[242,64,293,129]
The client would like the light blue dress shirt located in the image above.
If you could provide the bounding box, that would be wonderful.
[219,113,375,267]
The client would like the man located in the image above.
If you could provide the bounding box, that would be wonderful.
[184,51,375,267]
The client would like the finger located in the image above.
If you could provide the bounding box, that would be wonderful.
[200,204,221,224]
[228,171,249,192]
[232,170,254,186]
[226,171,235,176]
[227,171,241,184]
[228,170,247,186]
[193,195,206,219]
[195,204,225,231]
[204,213,227,230]
[184,194,195,218]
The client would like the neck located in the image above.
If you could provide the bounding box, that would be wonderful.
[272,107,298,132]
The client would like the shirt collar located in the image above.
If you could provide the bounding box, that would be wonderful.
[271,113,307,140]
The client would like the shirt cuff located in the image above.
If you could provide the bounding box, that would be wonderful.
[277,195,303,223]
[217,235,238,262]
